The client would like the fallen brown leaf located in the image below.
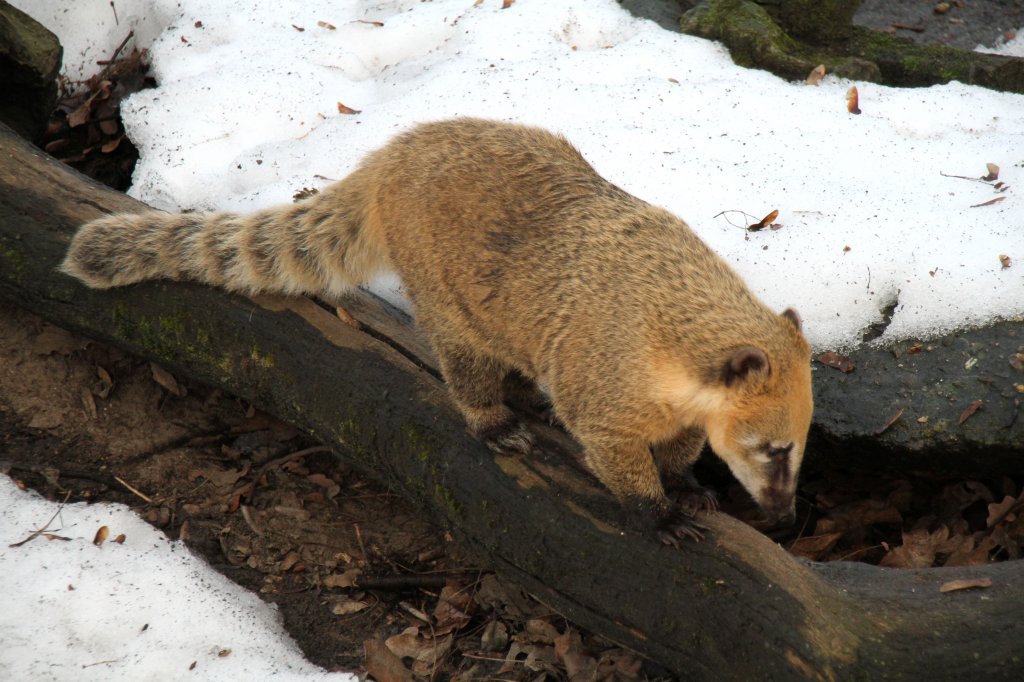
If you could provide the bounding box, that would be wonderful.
[332,598,369,616]
[364,634,414,682]
[982,162,999,182]
[317,20,336,30]
[805,64,826,86]
[846,86,861,115]
[815,352,855,373]
[970,196,1005,208]
[939,577,992,593]
[337,102,361,115]
[788,532,843,560]
[150,362,185,396]
[747,209,779,232]
[957,399,982,425]
[875,407,906,435]
[986,495,1019,528]
[386,627,453,675]
[554,627,597,681]
[816,499,902,534]
[502,0,515,8]
[999,254,1012,269]
[93,525,109,546]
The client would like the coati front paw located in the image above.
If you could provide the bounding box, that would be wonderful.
[665,475,719,515]
[655,506,708,547]
[627,496,707,547]
[478,418,536,456]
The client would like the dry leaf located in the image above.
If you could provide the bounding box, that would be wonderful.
[875,407,906,435]
[332,598,369,615]
[971,196,1005,208]
[788,532,843,560]
[846,86,861,115]
[999,254,1012,269]
[815,352,855,373]
[317,20,336,30]
[355,19,384,27]
[114,534,126,544]
[324,568,362,589]
[880,527,945,568]
[554,627,597,681]
[291,24,305,31]
[364,634,415,682]
[93,525,109,546]
[815,499,902,534]
[805,64,826,86]
[502,0,515,8]
[386,627,453,674]
[434,580,473,632]
[982,162,999,181]
[747,209,779,231]
[939,577,992,593]
[101,136,124,154]
[150,363,185,396]
[95,365,114,399]
[958,399,982,425]
[337,102,361,115]
[80,386,97,420]
[986,495,1018,528]
[917,415,929,424]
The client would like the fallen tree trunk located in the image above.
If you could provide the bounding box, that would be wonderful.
[2,122,1023,679]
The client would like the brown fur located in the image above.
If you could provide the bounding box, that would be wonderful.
[62,118,813,542]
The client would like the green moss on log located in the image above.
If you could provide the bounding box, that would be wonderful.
[680,0,1024,93]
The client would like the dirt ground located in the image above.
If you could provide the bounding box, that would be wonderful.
[0,302,658,679]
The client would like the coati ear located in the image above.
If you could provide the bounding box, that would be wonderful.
[781,308,802,331]
[723,346,769,387]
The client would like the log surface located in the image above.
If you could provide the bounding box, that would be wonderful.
[2,123,1023,679]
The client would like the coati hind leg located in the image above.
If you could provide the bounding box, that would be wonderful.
[432,340,536,456]
[654,427,719,515]
[578,432,707,546]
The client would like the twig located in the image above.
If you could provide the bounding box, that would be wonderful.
[97,31,134,66]
[397,600,432,624]
[354,522,371,569]
[712,209,759,230]
[114,476,153,503]
[939,171,993,185]
[82,656,123,668]
[228,445,331,499]
[356,574,448,591]
[9,491,72,547]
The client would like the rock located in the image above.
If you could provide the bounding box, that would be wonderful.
[0,1,62,141]
[813,319,1024,474]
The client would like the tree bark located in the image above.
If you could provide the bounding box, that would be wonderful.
[2,122,1024,679]
[681,0,1024,93]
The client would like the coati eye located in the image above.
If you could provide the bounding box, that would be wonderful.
[766,443,793,459]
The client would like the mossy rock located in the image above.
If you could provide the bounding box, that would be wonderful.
[0,1,62,141]
[679,0,1024,93]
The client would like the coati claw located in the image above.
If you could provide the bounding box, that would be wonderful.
[675,487,719,515]
[479,419,536,456]
[656,508,708,546]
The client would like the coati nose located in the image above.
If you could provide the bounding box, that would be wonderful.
[773,509,796,527]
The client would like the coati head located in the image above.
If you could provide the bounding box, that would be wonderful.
[703,309,813,527]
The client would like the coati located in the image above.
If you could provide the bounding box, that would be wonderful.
[62,118,813,545]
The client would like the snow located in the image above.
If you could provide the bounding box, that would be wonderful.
[14,0,1024,350]
[3,0,1023,676]
[0,476,354,681]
